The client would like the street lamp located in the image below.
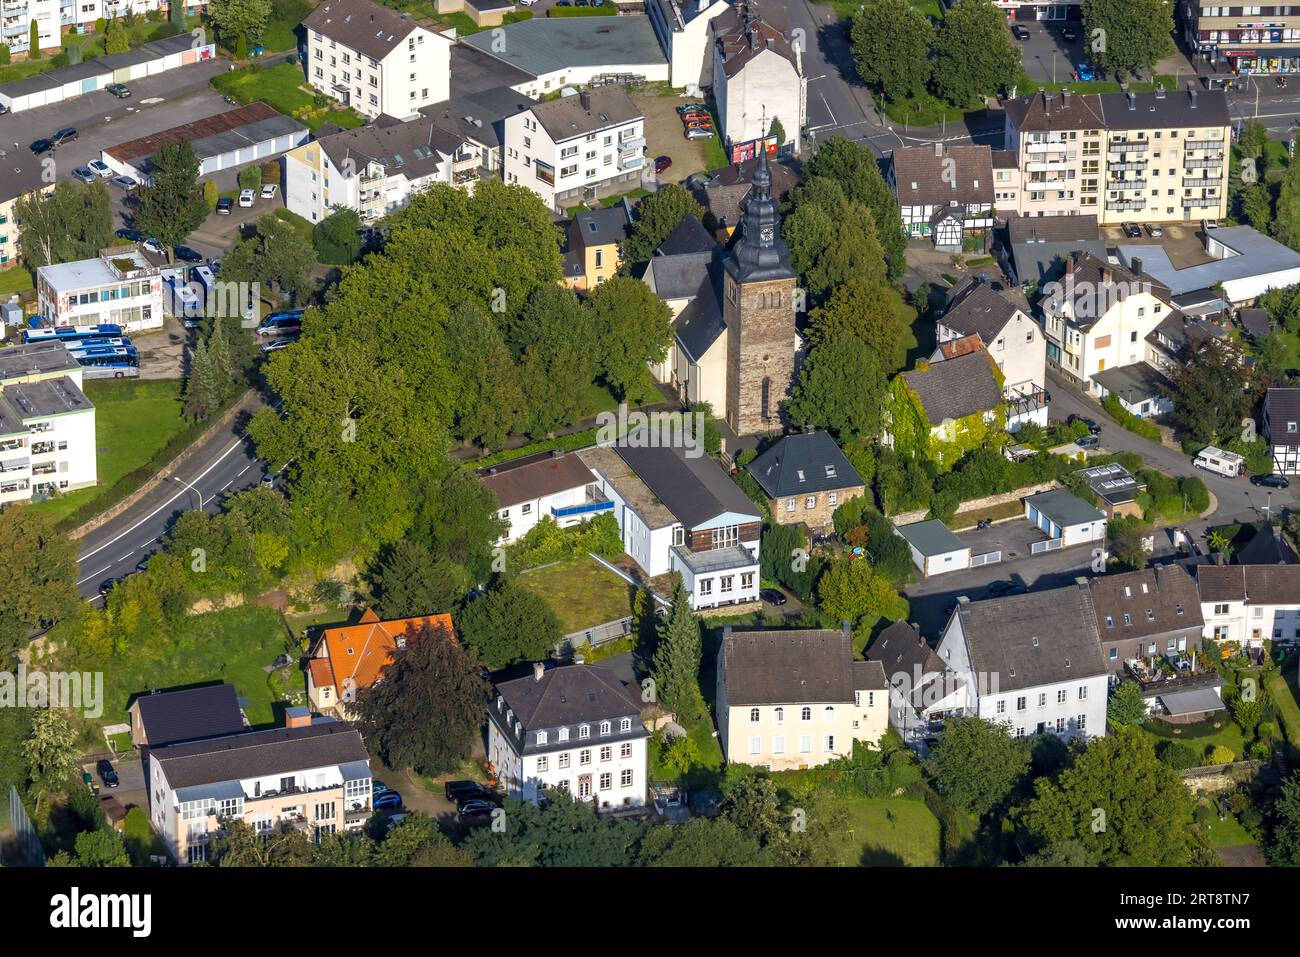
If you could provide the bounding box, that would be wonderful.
[171,475,207,510]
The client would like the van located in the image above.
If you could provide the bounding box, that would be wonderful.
[1193,446,1244,477]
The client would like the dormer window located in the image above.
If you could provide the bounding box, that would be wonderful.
[579,724,590,739]
[825,465,836,478]
[506,709,513,724]
[558,727,569,741]
[1031,637,1039,647]
[496,696,504,711]
[1146,609,1155,621]
[1141,583,1148,594]
[515,722,522,736]
[536,731,547,746]
[1105,616,1114,628]
[599,721,611,735]
[1123,587,1131,597]
[796,469,805,482]
[619,718,631,732]
[1123,614,1133,626]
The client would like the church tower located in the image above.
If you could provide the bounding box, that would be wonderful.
[722,147,798,436]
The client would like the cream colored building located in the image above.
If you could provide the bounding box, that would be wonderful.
[716,625,889,771]
[1002,89,1104,218]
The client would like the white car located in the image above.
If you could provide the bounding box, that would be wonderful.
[260,183,278,199]
[88,159,112,178]
[238,188,255,207]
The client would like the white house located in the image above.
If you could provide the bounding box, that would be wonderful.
[1264,387,1300,475]
[0,342,97,504]
[0,0,206,56]
[646,0,732,89]
[503,88,646,211]
[1023,488,1106,549]
[478,450,610,545]
[711,5,806,155]
[577,439,761,611]
[865,620,967,753]
[487,662,649,808]
[1199,564,1300,648]
[889,144,995,249]
[35,246,163,333]
[716,624,889,771]
[893,519,972,578]
[935,587,1109,743]
[303,0,452,120]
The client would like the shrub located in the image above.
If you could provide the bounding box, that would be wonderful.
[1249,741,1271,759]
[238,165,263,191]
[1157,741,1199,770]
[1258,720,1279,742]
[1102,394,1162,441]
[1193,802,1216,826]
[1205,744,1236,766]
[1227,791,1251,816]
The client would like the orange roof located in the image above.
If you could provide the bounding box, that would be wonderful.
[307,657,335,692]
[939,334,985,360]
[312,610,454,698]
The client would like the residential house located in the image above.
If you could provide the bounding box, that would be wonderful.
[1264,387,1300,475]
[577,438,761,611]
[1087,566,1204,672]
[0,342,97,504]
[306,609,455,718]
[487,662,649,807]
[1003,213,1106,289]
[646,0,732,88]
[128,684,245,749]
[991,148,1021,214]
[1074,461,1145,519]
[935,276,1047,430]
[1199,564,1300,647]
[1090,361,1175,418]
[716,624,889,770]
[561,205,632,291]
[0,0,205,55]
[503,89,646,211]
[1235,523,1299,566]
[893,519,972,578]
[746,430,864,528]
[1002,88,1106,218]
[419,85,535,186]
[147,715,373,864]
[889,143,994,249]
[882,351,1007,469]
[1023,487,1105,549]
[35,245,163,332]
[303,0,451,120]
[1115,226,1300,307]
[710,3,806,155]
[865,620,966,752]
[936,587,1109,742]
[478,450,608,544]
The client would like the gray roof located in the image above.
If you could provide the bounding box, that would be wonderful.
[1197,564,1300,604]
[0,342,80,381]
[0,32,198,102]
[1158,686,1226,717]
[953,586,1107,692]
[316,118,461,183]
[894,518,968,557]
[129,684,245,747]
[657,215,717,256]
[1090,362,1173,403]
[303,0,420,62]
[865,620,953,708]
[671,258,727,361]
[1098,88,1231,130]
[448,43,535,97]
[1088,565,1204,639]
[567,205,631,256]
[941,279,1025,344]
[462,16,667,80]
[527,88,642,143]
[151,721,369,790]
[1007,214,1101,246]
[721,626,884,706]
[615,438,760,529]
[1239,308,1272,338]
[1116,227,1300,297]
[491,664,644,747]
[642,250,715,301]
[747,431,864,498]
[1,377,93,420]
[1024,488,1105,527]
[900,350,1004,425]
[423,86,533,150]
[1266,388,1300,447]
[1235,523,1300,566]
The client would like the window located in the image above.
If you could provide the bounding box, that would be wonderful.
[521,503,532,515]
[620,768,633,787]
[824,706,835,721]
[579,749,591,766]
[785,498,796,512]
[1038,693,1047,707]
[806,495,817,510]
[749,736,762,754]
[996,700,1006,714]
[537,756,548,772]
[1214,603,1229,615]
[619,718,631,732]
[599,721,611,735]
[579,724,589,739]
[799,735,811,754]
[599,773,612,791]
[314,802,336,821]
[620,742,632,758]
[712,526,739,549]
[558,752,570,769]
[558,727,569,742]
[741,572,754,590]
[720,576,734,593]
[1017,696,1026,711]
[750,707,761,722]
[599,746,612,762]
[1078,714,1087,731]
[536,731,547,746]
[672,527,684,547]
[824,735,836,753]
[801,706,812,721]
[699,578,713,596]
[772,736,785,754]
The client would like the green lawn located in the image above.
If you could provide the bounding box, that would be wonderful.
[0,266,34,299]
[516,556,636,633]
[1265,660,1300,746]
[212,62,364,132]
[827,796,942,866]
[28,378,189,524]
[1200,809,1257,848]
[1142,715,1246,762]
[647,717,727,789]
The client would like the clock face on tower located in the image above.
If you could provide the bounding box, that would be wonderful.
[759,226,774,243]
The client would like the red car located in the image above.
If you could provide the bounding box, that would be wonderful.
[654,155,672,174]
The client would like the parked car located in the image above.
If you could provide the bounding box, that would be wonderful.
[30,137,55,155]
[260,336,297,353]
[1121,223,1142,238]
[142,237,166,256]
[458,799,496,823]
[1251,473,1290,489]
[110,175,137,192]
[1068,414,1102,435]
[261,183,278,199]
[216,197,234,215]
[115,228,146,242]
[71,166,97,184]
[1202,219,1220,231]
[1011,24,1030,40]
[96,759,119,789]
[654,155,672,174]
[760,588,788,606]
[135,558,150,573]
[676,103,707,114]
[1074,64,1094,81]
[88,159,113,178]
[51,127,78,146]
[239,188,255,207]
[1076,435,1100,449]
[373,790,403,811]
[987,580,1026,599]
[98,577,118,597]
[445,780,489,803]
[172,245,203,263]
[685,128,715,140]
[106,83,131,98]
[1144,223,1163,237]
[372,779,390,795]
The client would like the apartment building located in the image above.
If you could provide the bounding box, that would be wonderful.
[478,449,609,544]
[503,88,646,211]
[711,4,806,154]
[1002,88,1105,217]
[146,716,373,864]
[1182,0,1300,74]
[1199,564,1300,647]
[303,0,451,121]
[487,662,649,808]
[284,116,463,224]
[716,624,888,771]
[0,342,97,504]
[35,245,163,332]
[646,0,731,88]
[0,0,202,55]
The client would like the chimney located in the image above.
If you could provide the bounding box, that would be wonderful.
[1074,576,1090,587]
[1189,85,1198,109]
[285,706,311,729]
[1065,255,1075,275]
[841,619,852,639]
[1127,91,1136,110]
[579,90,591,112]
[533,661,545,682]
[1101,266,1113,284]
[956,595,970,604]
[934,142,943,157]
[1062,88,1071,108]
[1132,256,1143,276]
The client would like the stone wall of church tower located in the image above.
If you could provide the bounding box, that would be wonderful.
[723,269,798,436]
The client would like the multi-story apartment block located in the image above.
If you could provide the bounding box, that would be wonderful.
[646,0,731,88]
[0,342,97,504]
[716,624,889,771]
[1182,0,1300,74]
[1002,88,1105,217]
[303,0,451,121]
[502,88,645,211]
[35,245,163,332]
[487,662,649,808]
[147,715,373,864]
[1264,387,1300,474]
[0,0,202,55]
[478,449,611,544]
[1199,564,1300,647]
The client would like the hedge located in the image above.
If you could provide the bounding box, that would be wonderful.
[1102,394,1162,442]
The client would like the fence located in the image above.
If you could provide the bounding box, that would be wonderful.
[969,550,1002,568]
[6,785,43,867]
[1030,538,1064,555]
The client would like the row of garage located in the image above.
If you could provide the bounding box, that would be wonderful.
[0,34,216,113]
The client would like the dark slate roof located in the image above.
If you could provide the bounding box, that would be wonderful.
[642,250,715,301]
[953,586,1107,692]
[1239,308,1272,338]
[494,664,642,732]
[1023,488,1105,527]
[657,215,717,256]
[1197,564,1300,604]
[1007,213,1100,246]
[866,620,953,707]
[941,279,1025,344]
[895,519,968,558]
[891,144,993,207]
[129,684,245,747]
[572,205,632,249]
[1098,88,1231,131]
[900,351,1004,425]
[448,43,535,97]
[1087,565,1204,640]
[303,0,420,62]
[1266,388,1300,447]
[671,258,727,361]
[615,438,760,529]
[747,431,864,498]
[151,722,368,789]
[422,85,534,150]
[1235,524,1300,566]
[721,627,878,705]
[478,450,595,509]
[1090,362,1173,402]
[1004,89,1105,133]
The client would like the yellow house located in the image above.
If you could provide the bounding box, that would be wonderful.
[716,624,889,771]
[561,205,631,292]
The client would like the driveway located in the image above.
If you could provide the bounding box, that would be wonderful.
[81,753,146,811]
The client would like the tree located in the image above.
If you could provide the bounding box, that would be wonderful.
[805,275,910,371]
[354,620,487,775]
[583,276,673,399]
[651,574,704,724]
[849,0,932,102]
[1267,770,1300,865]
[133,142,208,255]
[211,819,317,866]
[787,332,887,438]
[1230,692,1264,737]
[1161,338,1252,446]
[924,716,1029,818]
[238,164,263,192]
[1241,181,1273,231]
[104,18,129,54]
[209,0,273,50]
[22,708,79,810]
[768,115,786,147]
[1106,680,1147,728]
[783,177,888,303]
[639,817,770,866]
[313,207,364,265]
[457,579,561,670]
[0,508,80,663]
[620,184,705,264]
[817,557,907,633]
[806,138,908,282]
[69,829,130,867]
[465,793,647,867]
[15,181,115,268]
[367,539,469,619]
[220,212,315,303]
[1273,157,1300,253]
[1081,0,1176,78]
[1108,516,1152,571]
[1022,728,1197,866]
[183,337,220,421]
[721,774,795,861]
[413,470,506,581]
[446,303,526,448]
[28,20,39,59]
[930,0,1020,106]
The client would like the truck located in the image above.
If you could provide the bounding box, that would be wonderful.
[1193,446,1244,477]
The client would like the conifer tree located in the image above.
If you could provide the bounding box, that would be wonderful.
[651,574,703,723]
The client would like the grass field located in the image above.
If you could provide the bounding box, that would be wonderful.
[827,796,943,866]
[1265,659,1300,746]
[516,557,636,633]
[212,62,364,132]
[29,378,189,524]
[1143,715,1246,762]
[1200,809,1257,848]
[0,266,35,299]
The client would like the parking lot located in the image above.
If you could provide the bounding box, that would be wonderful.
[955,516,1052,562]
[1012,18,1089,85]
[632,92,714,184]
[1100,221,1220,269]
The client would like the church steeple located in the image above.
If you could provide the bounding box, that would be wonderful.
[730,147,795,283]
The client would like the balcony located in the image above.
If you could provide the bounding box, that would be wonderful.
[0,479,29,495]
[31,463,56,477]
[671,543,757,577]
[30,441,54,455]
[1106,200,1147,211]
[1186,139,1224,150]
[552,491,613,519]
[1183,177,1220,187]
[1183,196,1220,208]
[1025,160,1070,173]
[1185,156,1223,169]
[0,457,29,474]
[618,135,646,154]
[1026,140,1068,153]
[1108,180,1147,190]
[620,154,645,172]
[1108,160,1147,172]
[1108,142,1149,153]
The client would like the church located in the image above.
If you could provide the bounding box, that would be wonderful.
[642,150,799,438]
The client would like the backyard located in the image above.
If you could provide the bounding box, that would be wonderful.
[0,17,193,86]
[516,556,637,635]
[211,61,364,133]
[1142,713,1247,762]
[826,795,943,866]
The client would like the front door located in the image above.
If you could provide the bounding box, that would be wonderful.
[578,775,592,800]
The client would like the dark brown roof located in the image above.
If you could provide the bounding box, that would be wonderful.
[1004,89,1105,134]
[529,88,641,142]
[991,149,1018,169]
[493,663,643,732]
[721,626,874,705]
[891,144,993,207]
[900,350,1004,425]
[478,451,595,509]
[1088,565,1204,640]
[941,279,1025,344]
[103,102,282,163]
[303,0,420,62]
[1052,252,1172,331]
[1266,388,1300,448]
[1198,564,1300,604]
[712,10,799,79]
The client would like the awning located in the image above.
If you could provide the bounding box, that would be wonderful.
[1158,687,1226,717]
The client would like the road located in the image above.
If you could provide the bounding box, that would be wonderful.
[75,394,268,603]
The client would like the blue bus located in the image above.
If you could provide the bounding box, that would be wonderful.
[23,323,125,345]
[257,309,304,337]
[67,342,137,359]
[65,337,131,353]
[74,351,140,379]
